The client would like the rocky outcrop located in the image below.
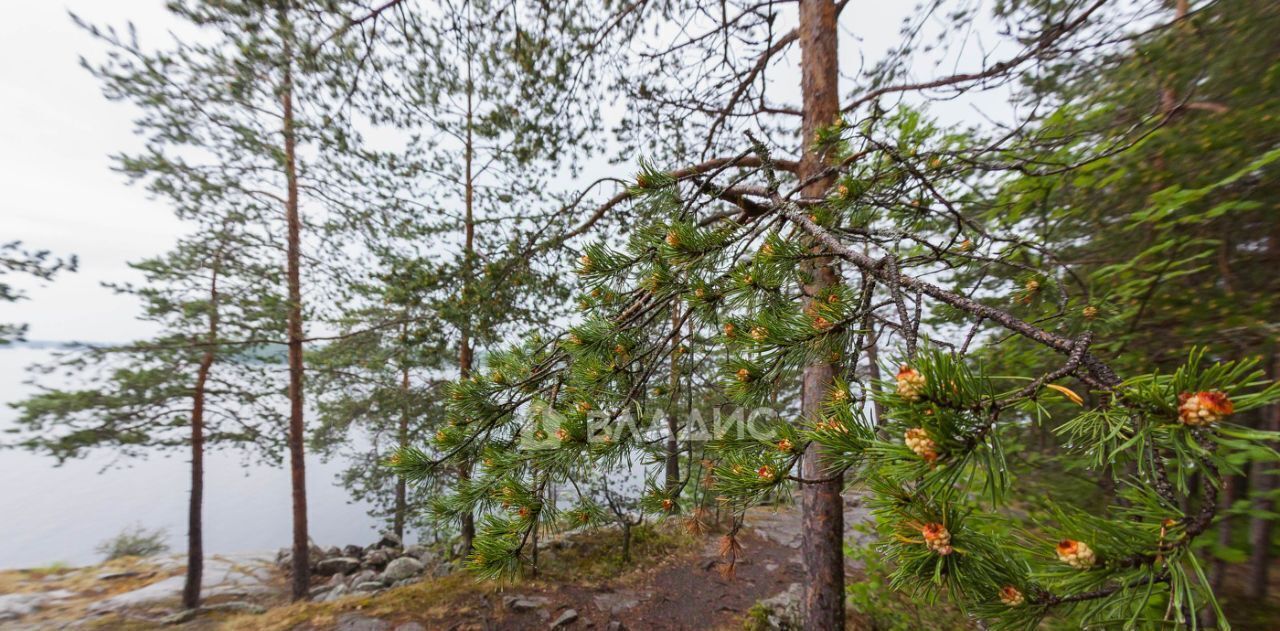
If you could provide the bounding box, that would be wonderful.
[294,532,441,601]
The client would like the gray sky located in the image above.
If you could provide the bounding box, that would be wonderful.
[1,1,1010,344]
[2,1,183,343]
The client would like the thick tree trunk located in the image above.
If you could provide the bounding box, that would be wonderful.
[182,261,219,610]
[280,13,310,600]
[1246,351,1279,599]
[457,58,477,555]
[798,0,844,628]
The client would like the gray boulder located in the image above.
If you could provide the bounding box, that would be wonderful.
[316,556,361,576]
[344,544,365,558]
[353,581,385,593]
[350,569,378,586]
[380,557,424,583]
[322,582,350,602]
[362,548,394,570]
[376,531,403,549]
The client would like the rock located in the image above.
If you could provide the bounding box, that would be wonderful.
[310,586,332,599]
[353,581,385,593]
[322,582,350,602]
[505,595,550,612]
[751,583,803,630]
[87,555,274,613]
[202,601,265,615]
[592,591,640,614]
[0,590,75,622]
[394,623,427,631]
[316,556,362,576]
[344,544,365,558]
[381,557,424,582]
[362,548,394,570]
[606,622,626,631]
[550,608,579,628]
[390,578,417,589]
[350,569,378,586]
[376,531,403,549]
[276,550,293,570]
[335,613,392,631]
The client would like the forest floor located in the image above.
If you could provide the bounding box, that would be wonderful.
[0,494,873,630]
[4,494,1277,630]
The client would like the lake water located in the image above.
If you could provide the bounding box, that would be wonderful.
[0,347,384,569]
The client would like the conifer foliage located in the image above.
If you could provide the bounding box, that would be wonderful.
[391,22,1280,625]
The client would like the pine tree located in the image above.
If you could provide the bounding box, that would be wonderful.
[71,0,389,600]
[0,241,76,344]
[392,1,1280,627]
[12,217,285,610]
[310,0,596,557]
[945,0,1280,606]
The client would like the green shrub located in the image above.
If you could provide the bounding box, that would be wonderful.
[96,524,170,561]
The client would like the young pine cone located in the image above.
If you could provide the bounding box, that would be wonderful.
[1056,539,1095,569]
[1178,391,1233,426]
[896,365,926,401]
[999,585,1024,606]
[904,427,939,464]
[921,522,953,556]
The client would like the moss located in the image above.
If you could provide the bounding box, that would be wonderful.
[536,522,700,582]
[742,602,772,630]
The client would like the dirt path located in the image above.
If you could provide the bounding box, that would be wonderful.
[286,494,872,631]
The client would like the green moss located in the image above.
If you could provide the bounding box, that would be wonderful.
[742,602,772,630]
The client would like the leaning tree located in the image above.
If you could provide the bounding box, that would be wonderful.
[391,0,1279,627]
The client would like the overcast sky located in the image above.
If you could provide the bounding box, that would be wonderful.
[2,1,185,343]
[1,1,1010,345]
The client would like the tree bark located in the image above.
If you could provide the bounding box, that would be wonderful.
[665,305,681,492]
[1246,350,1278,599]
[182,255,220,610]
[797,0,844,628]
[280,7,310,600]
[394,327,409,541]
[457,53,477,555]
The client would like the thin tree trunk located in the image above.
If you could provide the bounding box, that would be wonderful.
[457,52,477,556]
[665,305,681,491]
[1246,351,1279,599]
[279,8,310,600]
[865,324,885,426]
[798,0,844,627]
[182,256,220,610]
[394,325,409,541]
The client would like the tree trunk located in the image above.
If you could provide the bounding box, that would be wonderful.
[279,10,310,600]
[457,54,477,555]
[182,258,220,610]
[665,305,681,492]
[798,0,844,628]
[394,334,409,541]
[1246,350,1279,599]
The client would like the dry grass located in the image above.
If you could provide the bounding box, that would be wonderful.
[217,574,488,631]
